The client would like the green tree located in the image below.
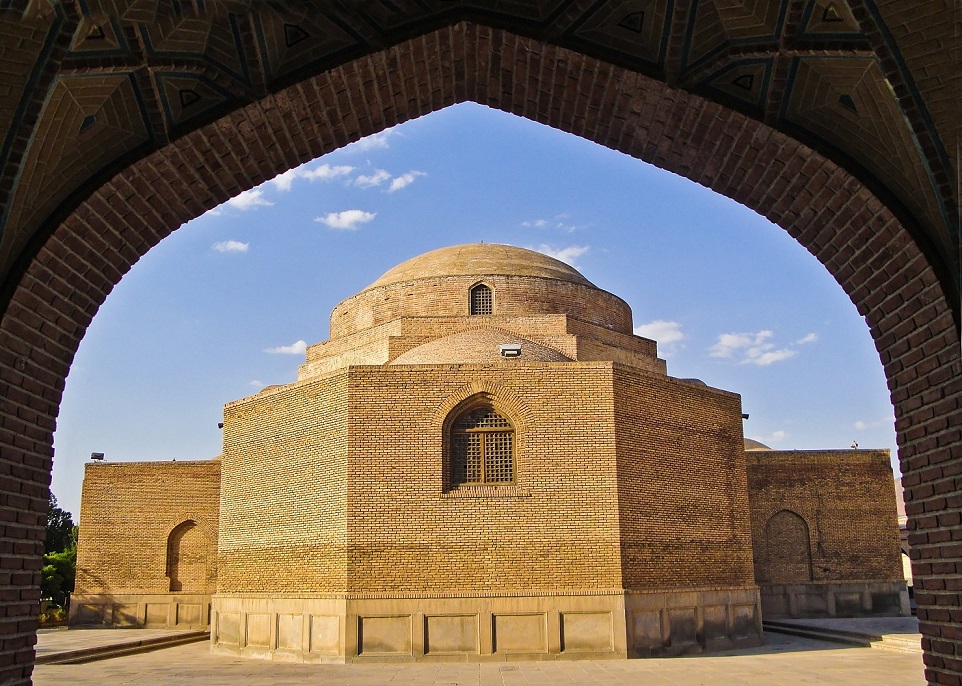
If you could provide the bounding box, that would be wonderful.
[41,546,76,608]
[45,494,74,554]
[42,494,76,609]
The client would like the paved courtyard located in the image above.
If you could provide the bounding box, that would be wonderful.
[33,630,925,686]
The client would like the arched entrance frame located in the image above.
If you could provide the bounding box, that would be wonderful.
[0,23,958,685]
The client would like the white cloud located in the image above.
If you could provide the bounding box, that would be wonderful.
[389,171,426,192]
[355,169,392,188]
[529,244,589,266]
[301,164,354,182]
[522,214,579,233]
[227,188,273,210]
[634,320,685,344]
[315,210,377,230]
[745,349,797,366]
[769,430,787,443]
[797,333,819,345]
[346,129,394,151]
[264,340,307,355]
[212,240,249,253]
[271,164,355,191]
[269,169,300,192]
[710,331,772,358]
[248,379,264,388]
[854,416,894,431]
[634,320,685,356]
[522,219,548,228]
[709,330,800,366]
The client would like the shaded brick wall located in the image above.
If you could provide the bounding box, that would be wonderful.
[75,461,220,595]
[219,373,349,594]
[612,371,755,589]
[747,450,903,583]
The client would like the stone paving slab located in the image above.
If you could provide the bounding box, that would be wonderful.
[771,616,920,639]
[35,627,204,659]
[33,630,925,686]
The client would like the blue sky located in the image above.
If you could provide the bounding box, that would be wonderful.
[51,102,898,519]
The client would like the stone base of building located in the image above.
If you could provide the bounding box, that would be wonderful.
[209,586,762,663]
[69,593,211,629]
[759,581,910,619]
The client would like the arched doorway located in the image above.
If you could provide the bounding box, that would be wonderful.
[0,10,957,685]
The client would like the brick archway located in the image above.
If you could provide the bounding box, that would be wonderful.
[1,23,957,685]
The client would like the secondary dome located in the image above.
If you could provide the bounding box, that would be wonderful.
[367,243,595,289]
[390,328,573,366]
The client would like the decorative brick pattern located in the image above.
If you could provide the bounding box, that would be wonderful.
[0,20,956,683]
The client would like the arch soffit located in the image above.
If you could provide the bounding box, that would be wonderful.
[0,25,957,490]
[5,24,952,349]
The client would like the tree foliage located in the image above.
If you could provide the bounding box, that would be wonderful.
[42,494,76,608]
[45,494,75,554]
[41,545,76,607]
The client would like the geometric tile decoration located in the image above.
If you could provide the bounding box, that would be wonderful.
[68,16,128,56]
[5,72,150,248]
[251,8,363,83]
[155,73,236,132]
[682,0,789,74]
[703,59,773,112]
[783,56,945,240]
[566,0,672,72]
[799,0,861,37]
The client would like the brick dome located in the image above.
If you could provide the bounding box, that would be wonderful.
[368,243,595,289]
[330,243,633,337]
[389,328,572,365]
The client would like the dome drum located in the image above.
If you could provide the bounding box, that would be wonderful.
[331,274,633,338]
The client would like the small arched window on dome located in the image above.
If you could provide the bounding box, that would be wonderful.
[469,283,493,315]
[450,406,514,485]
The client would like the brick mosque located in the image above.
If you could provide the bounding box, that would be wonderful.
[72,243,906,662]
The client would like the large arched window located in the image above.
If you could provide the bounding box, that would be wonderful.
[450,406,514,485]
[469,283,493,315]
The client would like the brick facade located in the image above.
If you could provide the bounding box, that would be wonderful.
[747,449,908,618]
[0,13,956,682]
[72,460,220,628]
[75,245,907,662]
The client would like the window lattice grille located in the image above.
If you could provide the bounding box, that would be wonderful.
[470,284,492,315]
[482,432,513,483]
[454,408,511,431]
[451,406,514,485]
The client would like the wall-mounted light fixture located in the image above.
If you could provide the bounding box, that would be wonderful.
[499,344,522,358]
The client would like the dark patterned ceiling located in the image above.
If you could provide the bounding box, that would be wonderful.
[0,0,957,317]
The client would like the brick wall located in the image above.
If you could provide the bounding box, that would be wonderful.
[75,460,220,597]
[0,18,956,682]
[219,373,350,593]
[747,450,903,584]
[613,371,755,588]
[343,363,624,594]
